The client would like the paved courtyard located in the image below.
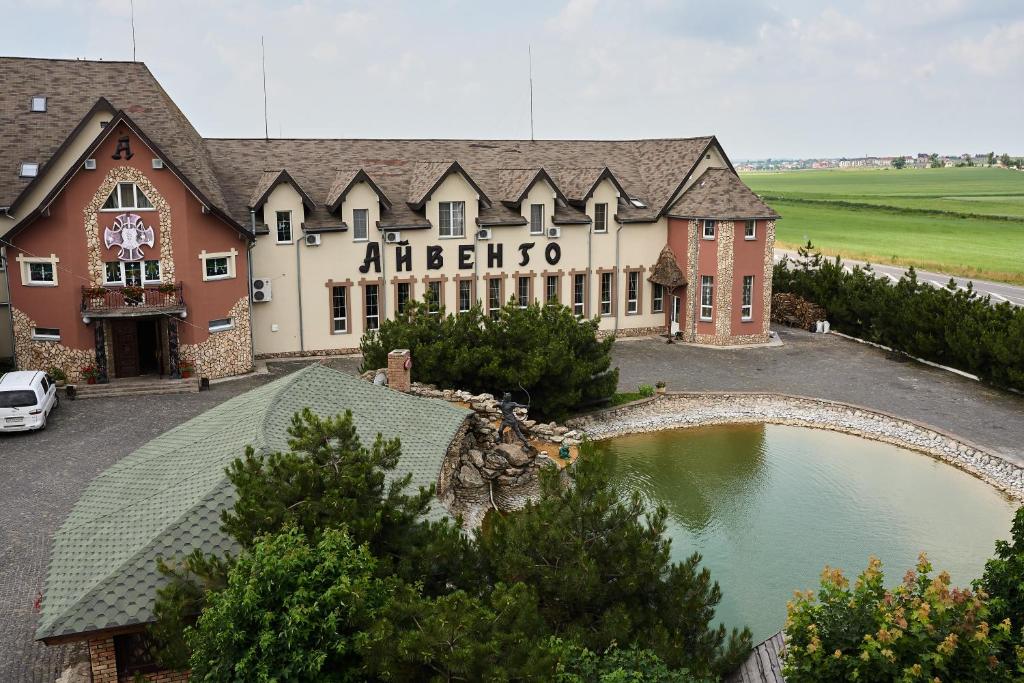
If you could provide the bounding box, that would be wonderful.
[2,329,1023,680]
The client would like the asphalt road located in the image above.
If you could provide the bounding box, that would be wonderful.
[774,248,1024,306]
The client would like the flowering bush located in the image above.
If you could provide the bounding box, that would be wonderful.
[783,553,1021,682]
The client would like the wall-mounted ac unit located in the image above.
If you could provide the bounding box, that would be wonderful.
[152,158,164,169]
[252,277,272,302]
[304,233,322,247]
[83,159,97,170]
[476,228,492,240]
[547,226,561,239]
[384,230,402,244]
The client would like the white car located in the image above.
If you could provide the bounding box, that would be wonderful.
[0,370,59,432]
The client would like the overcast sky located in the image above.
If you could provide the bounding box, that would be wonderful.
[4,0,1022,158]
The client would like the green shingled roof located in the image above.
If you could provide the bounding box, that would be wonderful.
[37,364,470,641]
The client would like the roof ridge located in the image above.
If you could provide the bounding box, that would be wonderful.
[0,55,146,65]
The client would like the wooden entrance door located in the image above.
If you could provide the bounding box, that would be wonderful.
[112,321,140,377]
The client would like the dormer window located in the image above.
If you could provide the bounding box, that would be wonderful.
[530,203,545,235]
[593,203,608,233]
[30,96,47,112]
[439,201,465,238]
[19,162,39,178]
[102,182,153,210]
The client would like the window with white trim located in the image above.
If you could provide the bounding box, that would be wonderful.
[627,271,639,314]
[208,318,234,333]
[331,286,348,333]
[101,182,153,210]
[744,220,757,240]
[594,203,608,233]
[199,250,237,281]
[276,211,292,243]
[530,203,545,235]
[144,260,160,283]
[741,275,754,320]
[703,220,716,240]
[365,284,380,331]
[700,275,714,321]
[438,201,465,238]
[32,327,60,341]
[517,276,530,308]
[573,274,586,316]
[426,280,441,315]
[19,162,39,178]
[545,275,558,303]
[599,272,612,316]
[458,280,472,313]
[488,278,502,319]
[353,209,369,241]
[27,261,55,284]
[397,282,411,314]
[30,96,47,112]
[652,283,664,313]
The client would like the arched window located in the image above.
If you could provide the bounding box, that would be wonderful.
[102,182,153,210]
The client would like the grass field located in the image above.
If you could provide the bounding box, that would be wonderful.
[742,167,1024,283]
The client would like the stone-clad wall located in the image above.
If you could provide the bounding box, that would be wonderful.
[180,297,253,379]
[88,635,189,683]
[11,307,95,381]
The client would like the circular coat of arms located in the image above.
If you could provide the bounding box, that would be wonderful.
[104,213,155,261]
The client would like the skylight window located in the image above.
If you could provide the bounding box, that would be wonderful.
[19,162,39,178]
[629,198,647,208]
[30,96,47,112]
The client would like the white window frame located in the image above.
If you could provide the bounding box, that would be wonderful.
[458,280,472,313]
[741,275,754,321]
[703,220,716,240]
[599,272,612,316]
[199,249,238,282]
[19,162,39,178]
[208,318,234,333]
[31,96,47,112]
[331,286,348,334]
[17,254,59,287]
[573,274,586,316]
[530,203,545,235]
[438,201,466,238]
[652,283,664,314]
[545,275,558,303]
[104,262,125,286]
[487,277,502,318]
[426,280,442,315]
[352,208,369,242]
[365,284,380,331]
[593,203,608,233]
[31,327,61,341]
[396,282,412,314]
[276,211,293,243]
[744,220,757,240]
[626,271,639,314]
[100,182,154,211]
[143,259,161,283]
[700,275,714,321]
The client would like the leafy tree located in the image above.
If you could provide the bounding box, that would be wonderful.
[890,156,906,169]
[784,554,1020,682]
[553,641,711,682]
[1000,153,1012,168]
[978,506,1024,643]
[929,153,943,168]
[988,151,997,166]
[360,298,618,419]
[187,526,394,681]
[477,443,751,677]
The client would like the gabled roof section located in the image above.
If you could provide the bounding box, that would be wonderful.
[495,168,568,207]
[406,160,491,210]
[325,168,392,213]
[247,169,317,212]
[582,167,630,203]
[37,365,470,642]
[642,136,732,217]
[667,167,780,220]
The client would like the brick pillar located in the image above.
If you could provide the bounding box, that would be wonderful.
[89,636,118,683]
[387,349,411,392]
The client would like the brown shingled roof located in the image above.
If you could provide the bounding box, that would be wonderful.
[667,167,780,220]
[0,57,228,213]
[649,245,687,288]
[248,169,317,211]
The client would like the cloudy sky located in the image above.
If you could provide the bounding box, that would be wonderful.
[4,0,1022,158]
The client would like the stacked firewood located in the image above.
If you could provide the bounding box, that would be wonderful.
[771,293,826,331]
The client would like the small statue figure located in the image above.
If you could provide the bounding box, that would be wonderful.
[497,392,531,448]
[558,443,571,461]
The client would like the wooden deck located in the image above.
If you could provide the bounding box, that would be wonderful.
[727,631,786,683]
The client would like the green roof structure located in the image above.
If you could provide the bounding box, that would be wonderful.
[37,364,470,641]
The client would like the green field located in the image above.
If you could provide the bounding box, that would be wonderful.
[742,168,1024,283]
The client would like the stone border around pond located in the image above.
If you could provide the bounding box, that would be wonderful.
[568,392,1024,502]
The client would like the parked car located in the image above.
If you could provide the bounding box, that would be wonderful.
[0,370,59,432]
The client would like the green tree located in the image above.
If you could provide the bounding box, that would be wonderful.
[890,156,906,169]
[977,506,1024,641]
[929,153,943,168]
[477,443,750,677]
[784,554,1019,682]
[360,298,618,419]
[553,641,710,682]
[988,151,997,166]
[187,526,393,681]
[1000,153,1012,168]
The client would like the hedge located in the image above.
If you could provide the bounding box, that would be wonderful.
[773,244,1024,392]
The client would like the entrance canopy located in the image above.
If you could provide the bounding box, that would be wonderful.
[649,244,688,289]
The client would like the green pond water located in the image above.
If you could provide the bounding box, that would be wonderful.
[599,423,1017,643]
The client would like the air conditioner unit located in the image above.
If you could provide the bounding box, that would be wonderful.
[151,158,164,169]
[384,230,402,244]
[547,226,561,239]
[83,158,97,170]
[476,228,492,240]
[304,233,322,247]
[252,277,272,302]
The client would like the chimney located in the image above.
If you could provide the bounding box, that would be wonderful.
[387,349,411,392]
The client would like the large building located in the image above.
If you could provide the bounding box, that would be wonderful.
[0,57,778,381]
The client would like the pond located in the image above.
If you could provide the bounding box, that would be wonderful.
[599,423,1017,643]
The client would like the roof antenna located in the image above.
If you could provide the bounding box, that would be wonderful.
[261,36,269,142]
[528,44,535,142]
[130,0,137,61]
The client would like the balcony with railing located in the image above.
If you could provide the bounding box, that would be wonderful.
[81,283,186,318]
